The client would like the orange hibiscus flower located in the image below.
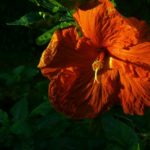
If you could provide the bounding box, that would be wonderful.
[38,0,150,118]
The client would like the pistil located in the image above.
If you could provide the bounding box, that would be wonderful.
[92,59,103,83]
[92,51,105,83]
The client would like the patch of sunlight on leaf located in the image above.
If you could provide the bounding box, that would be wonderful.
[7,12,53,28]
[52,6,60,13]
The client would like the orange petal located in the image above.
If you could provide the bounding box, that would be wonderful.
[108,42,150,68]
[38,27,120,118]
[49,65,119,119]
[110,53,150,115]
[74,0,150,49]
[38,27,98,78]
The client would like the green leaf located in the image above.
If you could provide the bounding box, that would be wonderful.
[35,81,49,95]
[13,65,25,75]
[105,144,124,150]
[31,0,99,10]
[38,0,63,7]
[52,6,61,13]
[5,66,25,85]
[7,12,53,28]
[10,120,32,136]
[22,67,39,80]
[0,66,24,85]
[55,0,78,9]
[111,0,117,7]
[30,101,51,117]
[35,113,66,131]
[10,98,28,121]
[55,0,100,9]
[131,143,141,150]
[36,21,75,45]
[101,114,140,149]
[0,109,9,125]
[29,0,40,6]
[12,66,38,83]
[31,0,68,16]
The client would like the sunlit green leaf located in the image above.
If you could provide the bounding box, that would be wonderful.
[33,0,63,10]
[39,0,62,7]
[7,12,53,28]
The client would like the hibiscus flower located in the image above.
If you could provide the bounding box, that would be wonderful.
[38,0,150,118]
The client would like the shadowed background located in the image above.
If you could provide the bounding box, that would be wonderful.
[0,0,150,150]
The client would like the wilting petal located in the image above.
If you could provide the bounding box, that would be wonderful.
[74,0,150,49]
[110,43,150,115]
[38,27,98,78]
[49,64,119,118]
[38,27,120,118]
[88,69,120,113]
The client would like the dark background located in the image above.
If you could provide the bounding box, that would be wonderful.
[0,0,150,150]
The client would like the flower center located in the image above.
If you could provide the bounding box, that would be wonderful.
[92,51,105,83]
[92,59,103,83]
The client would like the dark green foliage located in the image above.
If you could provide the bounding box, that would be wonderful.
[113,0,150,24]
[1,0,150,149]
